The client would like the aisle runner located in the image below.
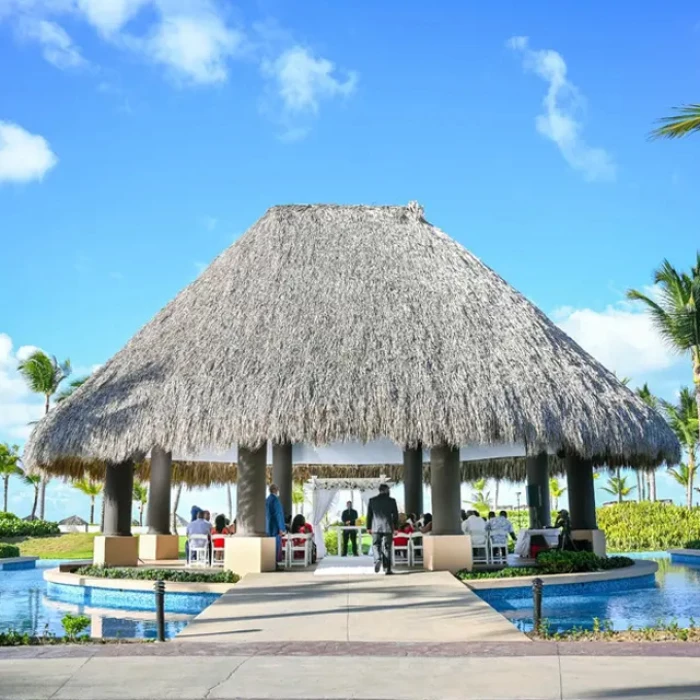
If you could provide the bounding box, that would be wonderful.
[314,555,407,576]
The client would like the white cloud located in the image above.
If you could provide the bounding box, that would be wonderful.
[18,17,86,68]
[0,334,44,442]
[143,11,245,84]
[77,0,149,35]
[263,45,358,114]
[507,36,616,182]
[553,301,683,379]
[0,121,57,184]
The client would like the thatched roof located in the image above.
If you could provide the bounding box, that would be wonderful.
[25,202,679,473]
[59,515,88,526]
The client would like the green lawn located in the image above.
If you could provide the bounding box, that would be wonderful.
[0,534,188,560]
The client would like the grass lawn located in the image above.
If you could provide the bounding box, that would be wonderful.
[0,534,188,560]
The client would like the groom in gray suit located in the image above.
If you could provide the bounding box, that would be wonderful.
[367,484,399,574]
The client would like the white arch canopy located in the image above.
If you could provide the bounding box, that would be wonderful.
[306,476,394,558]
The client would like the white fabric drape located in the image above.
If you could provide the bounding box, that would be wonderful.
[312,488,339,559]
[360,488,379,511]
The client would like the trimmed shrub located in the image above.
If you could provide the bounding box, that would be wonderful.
[457,551,633,580]
[0,513,60,537]
[684,540,700,550]
[597,502,700,552]
[75,566,239,584]
[0,543,20,558]
[324,529,338,556]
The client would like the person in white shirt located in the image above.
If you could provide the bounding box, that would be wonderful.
[186,510,211,537]
[461,510,486,536]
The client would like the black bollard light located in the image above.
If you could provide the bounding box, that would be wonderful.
[154,580,166,642]
[532,577,543,634]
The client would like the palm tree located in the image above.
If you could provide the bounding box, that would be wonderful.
[172,483,184,533]
[55,376,88,403]
[292,483,305,516]
[17,351,71,519]
[493,477,501,510]
[73,479,103,525]
[549,478,566,510]
[627,258,700,435]
[21,473,41,520]
[669,464,695,506]
[466,478,491,516]
[133,480,148,527]
[0,443,21,513]
[637,383,659,501]
[662,387,699,508]
[651,105,700,139]
[602,475,636,503]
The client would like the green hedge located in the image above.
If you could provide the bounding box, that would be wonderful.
[75,566,239,584]
[456,551,634,580]
[596,502,700,552]
[0,512,60,538]
[0,543,20,558]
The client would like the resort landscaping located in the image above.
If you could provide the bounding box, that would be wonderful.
[456,551,636,580]
[74,566,239,584]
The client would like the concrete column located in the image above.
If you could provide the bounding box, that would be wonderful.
[272,442,293,519]
[236,442,268,536]
[403,445,424,517]
[430,444,462,536]
[147,448,172,535]
[526,451,551,528]
[103,461,134,536]
[565,455,597,530]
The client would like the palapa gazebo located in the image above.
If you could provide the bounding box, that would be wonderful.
[24,202,679,572]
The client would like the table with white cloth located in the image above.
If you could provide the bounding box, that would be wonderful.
[514,528,560,558]
[332,526,366,556]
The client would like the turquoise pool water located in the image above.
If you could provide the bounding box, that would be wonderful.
[0,560,215,639]
[475,552,700,633]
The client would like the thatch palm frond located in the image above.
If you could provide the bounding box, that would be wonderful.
[651,104,700,140]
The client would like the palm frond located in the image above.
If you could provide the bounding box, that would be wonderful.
[651,104,700,140]
[56,377,89,404]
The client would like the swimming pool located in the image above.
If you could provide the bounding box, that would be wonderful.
[475,552,700,633]
[0,560,214,640]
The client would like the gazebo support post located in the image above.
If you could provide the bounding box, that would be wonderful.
[95,461,138,566]
[526,452,551,528]
[565,455,606,556]
[139,448,179,561]
[224,442,276,575]
[272,442,293,521]
[424,443,471,572]
[403,445,423,519]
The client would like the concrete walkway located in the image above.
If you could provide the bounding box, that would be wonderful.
[3,642,700,699]
[176,569,526,643]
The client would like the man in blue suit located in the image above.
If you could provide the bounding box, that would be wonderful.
[266,484,287,563]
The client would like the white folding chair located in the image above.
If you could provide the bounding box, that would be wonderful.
[391,537,410,568]
[409,532,423,567]
[470,532,489,566]
[211,537,226,568]
[488,532,508,566]
[187,535,210,567]
[287,533,312,568]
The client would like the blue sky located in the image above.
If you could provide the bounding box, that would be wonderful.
[1,1,699,520]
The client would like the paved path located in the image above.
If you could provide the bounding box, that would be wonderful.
[3,642,700,699]
[176,569,526,643]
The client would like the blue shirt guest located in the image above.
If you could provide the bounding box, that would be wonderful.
[265,484,287,562]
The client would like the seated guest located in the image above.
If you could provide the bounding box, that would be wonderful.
[190,505,201,522]
[493,510,516,542]
[211,514,231,549]
[419,513,433,534]
[461,509,468,522]
[486,511,496,527]
[462,510,486,536]
[202,510,211,524]
[187,509,211,535]
[393,514,413,553]
[290,514,314,560]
